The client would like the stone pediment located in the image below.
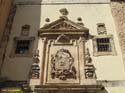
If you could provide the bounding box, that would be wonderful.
[40,17,89,31]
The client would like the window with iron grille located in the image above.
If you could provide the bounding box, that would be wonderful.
[93,35,116,56]
[15,40,30,54]
[96,38,111,52]
[11,37,35,57]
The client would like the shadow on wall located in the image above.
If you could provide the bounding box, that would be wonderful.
[1,3,42,82]
[100,87,108,93]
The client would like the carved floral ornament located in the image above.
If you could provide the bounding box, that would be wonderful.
[51,49,77,80]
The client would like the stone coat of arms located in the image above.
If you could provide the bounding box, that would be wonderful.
[51,49,77,80]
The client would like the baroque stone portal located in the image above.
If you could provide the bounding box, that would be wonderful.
[51,49,77,80]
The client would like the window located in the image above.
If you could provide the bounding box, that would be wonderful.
[11,37,35,57]
[15,40,30,54]
[93,35,116,56]
[96,38,111,52]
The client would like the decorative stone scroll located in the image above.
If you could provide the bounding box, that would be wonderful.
[51,49,77,80]
[85,48,96,79]
[85,65,96,79]
[30,50,40,79]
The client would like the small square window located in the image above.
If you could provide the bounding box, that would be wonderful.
[93,35,116,56]
[11,37,35,57]
[96,38,111,52]
[15,40,30,54]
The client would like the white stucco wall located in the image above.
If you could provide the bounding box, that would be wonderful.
[105,87,125,93]
[2,2,125,81]
[40,4,125,80]
[1,5,41,80]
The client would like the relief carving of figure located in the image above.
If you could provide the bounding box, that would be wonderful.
[51,49,77,80]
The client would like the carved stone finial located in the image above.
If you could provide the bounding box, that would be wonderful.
[77,17,82,21]
[77,17,84,26]
[45,18,50,22]
[59,8,69,16]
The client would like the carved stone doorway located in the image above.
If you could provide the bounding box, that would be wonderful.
[38,16,90,85]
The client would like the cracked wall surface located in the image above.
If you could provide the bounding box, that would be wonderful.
[111,0,125,65]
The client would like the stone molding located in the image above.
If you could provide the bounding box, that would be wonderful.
[14,0,110,5]
[34,85,103,93]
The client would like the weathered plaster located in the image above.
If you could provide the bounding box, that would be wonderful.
[111,1,125,69]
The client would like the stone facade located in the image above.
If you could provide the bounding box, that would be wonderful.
[111,0,125,68]
[0,0,125,93]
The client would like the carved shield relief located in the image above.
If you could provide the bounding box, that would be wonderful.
[51,49,77,80]
[46,44,80,84]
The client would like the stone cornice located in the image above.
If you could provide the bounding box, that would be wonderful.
[14,0,111,5]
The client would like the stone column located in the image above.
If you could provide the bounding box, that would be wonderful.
[39,38,46,84]
[78,37,85,85]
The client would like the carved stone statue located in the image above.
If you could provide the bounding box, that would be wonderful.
[85,48,92,64]
[51,49,77,80]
